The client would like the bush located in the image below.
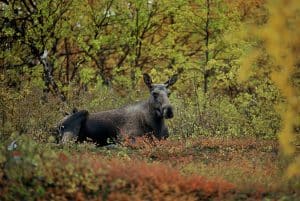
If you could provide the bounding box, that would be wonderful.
[0,135,236,201]
[169,90,280,139]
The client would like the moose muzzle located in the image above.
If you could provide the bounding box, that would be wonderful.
[163,105,174,119]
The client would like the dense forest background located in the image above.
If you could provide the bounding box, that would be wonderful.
[0,0,299,200]
[1,0,299,171]
[1,0,288,138]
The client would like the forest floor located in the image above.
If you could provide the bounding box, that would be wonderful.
[1,136,299,200]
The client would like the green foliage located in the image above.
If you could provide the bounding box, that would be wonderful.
[169,89,280,139]
[79,67,96,85]
[0,0,284,140]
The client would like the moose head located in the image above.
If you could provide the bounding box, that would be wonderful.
[143,73,178,119]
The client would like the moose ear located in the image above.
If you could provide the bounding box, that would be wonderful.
[165,74,178,88]
[143,73,152,89]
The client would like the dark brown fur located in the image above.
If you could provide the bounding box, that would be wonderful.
[58,74,178,146]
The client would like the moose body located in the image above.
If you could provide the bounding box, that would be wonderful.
[58,74,178,146]
[79,100,169,145]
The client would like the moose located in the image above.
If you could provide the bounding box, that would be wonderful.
[57,73,178,146]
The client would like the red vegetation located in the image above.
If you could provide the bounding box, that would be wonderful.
[0,136,294,201]
[105,160,235,201]
[0,147,236,201]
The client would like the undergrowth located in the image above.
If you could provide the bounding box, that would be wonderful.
[0,135,237,201]
[0,135,299,201]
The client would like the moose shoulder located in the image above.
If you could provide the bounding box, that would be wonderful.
[59,73,178,146]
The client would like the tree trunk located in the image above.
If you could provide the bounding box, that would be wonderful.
[64,38,70,84]
[40,50,66,102]
[204,0,210,94]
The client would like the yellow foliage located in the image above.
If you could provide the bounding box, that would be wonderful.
[237,50,260,82]
[286,156,300,178]
[239,0,300,178]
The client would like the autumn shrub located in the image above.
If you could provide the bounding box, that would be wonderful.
[0,135,238,201]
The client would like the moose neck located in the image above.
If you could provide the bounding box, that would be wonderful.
[146,98,164,122]
[145,98,169,139]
